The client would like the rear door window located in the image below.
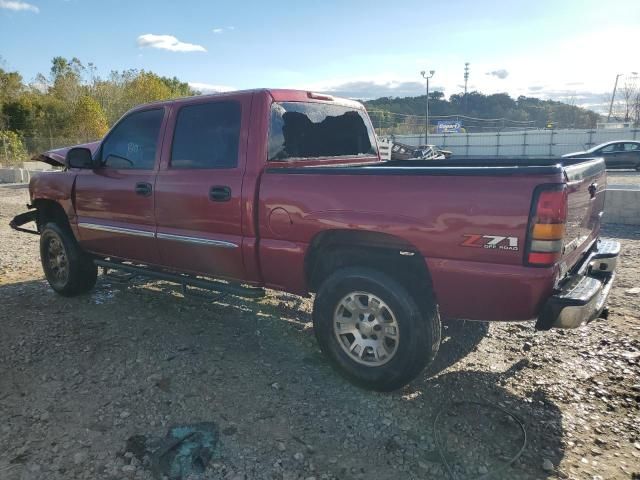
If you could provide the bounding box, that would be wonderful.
[624,143,639,151]
[100,108,164,170]
[268,102,377,161]
[170,101,241,169]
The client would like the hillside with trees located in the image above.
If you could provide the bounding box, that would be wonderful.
[0,56,197,165]
[364,91,603,134]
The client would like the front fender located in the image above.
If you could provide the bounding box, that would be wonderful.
[30,171,78,224]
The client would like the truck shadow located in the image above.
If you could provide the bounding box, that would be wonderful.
[99,279,489,377]
[406,361,564,479]
[426,319,489,377]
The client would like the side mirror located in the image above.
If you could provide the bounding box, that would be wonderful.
[65,147,94,169]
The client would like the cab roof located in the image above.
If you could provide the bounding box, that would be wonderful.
[131,88,365,110]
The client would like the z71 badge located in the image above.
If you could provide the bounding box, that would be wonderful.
[461,234,519,251]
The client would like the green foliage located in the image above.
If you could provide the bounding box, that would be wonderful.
[0,68,23,106]
[66,95,109,140]
[0,130,28,166]
[0,57,199,154]
[365,91,602,131]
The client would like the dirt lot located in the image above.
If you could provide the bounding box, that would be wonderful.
[1,183,639,480]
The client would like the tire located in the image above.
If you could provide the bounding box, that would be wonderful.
[313,267,441,391]
[40,222,97,296]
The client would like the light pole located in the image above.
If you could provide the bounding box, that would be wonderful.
[608,73,623,122]
[463,62,470,113]
[607,72,638,122]
[421,70,435,145]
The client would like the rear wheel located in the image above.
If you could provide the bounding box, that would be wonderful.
[313,267,440,391]
[40,222,97,296]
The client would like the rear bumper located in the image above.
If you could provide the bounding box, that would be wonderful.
[536,239,620,330]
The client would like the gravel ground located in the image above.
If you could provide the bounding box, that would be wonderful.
[0,183,639,480]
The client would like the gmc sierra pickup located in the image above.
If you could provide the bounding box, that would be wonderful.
[11,89,620,391]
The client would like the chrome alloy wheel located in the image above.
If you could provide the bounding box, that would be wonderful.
[45,237,69,285]
[333,291,400,366]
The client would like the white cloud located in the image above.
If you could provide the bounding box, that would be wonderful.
[324,80,426,100]
[299,74,442,100]
[296,73,613,112]
[486,69,509,80]
[188,82,235,94]
[212,26,235,34]
[0,0,39,13]
[137,34,206,53]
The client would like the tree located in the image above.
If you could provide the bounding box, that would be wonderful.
[620,78,639,123]
[2,95,37,133]
[0,68,23,104]
[65,95,108,141]
[49,56,86,105]
[123,71,172,106]
[0,57,204,155]
[0,130,28,166]
[159,75,195,97]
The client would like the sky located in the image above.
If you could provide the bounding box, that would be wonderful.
[1,0,639,112]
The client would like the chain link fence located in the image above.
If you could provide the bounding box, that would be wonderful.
[0,136,98,168]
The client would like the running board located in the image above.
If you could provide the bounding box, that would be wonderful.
[94,259,265,299]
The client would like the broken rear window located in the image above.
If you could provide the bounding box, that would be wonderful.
[268,102,377,161]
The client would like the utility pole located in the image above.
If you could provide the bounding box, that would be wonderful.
[464,62,470,113]
[421,70,435,145]
[607,73,623,122]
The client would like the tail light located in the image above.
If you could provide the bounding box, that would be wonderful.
[526,185,567,266]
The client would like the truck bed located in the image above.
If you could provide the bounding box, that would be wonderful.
[260,156,606,321]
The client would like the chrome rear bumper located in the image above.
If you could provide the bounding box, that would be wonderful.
[536,239,620,330]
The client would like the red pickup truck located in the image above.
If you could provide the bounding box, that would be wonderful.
[11,89,619,391]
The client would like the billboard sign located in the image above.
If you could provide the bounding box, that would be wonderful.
[437,120,462,133]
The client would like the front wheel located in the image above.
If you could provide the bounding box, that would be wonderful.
[40,222,97,296]
[313,267,441,391]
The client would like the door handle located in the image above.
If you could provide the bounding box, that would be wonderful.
[135,182,152,197]
[209,186,231,202]
[588,182,598,199]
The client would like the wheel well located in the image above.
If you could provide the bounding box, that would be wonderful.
[305,230,435,304]
[32,199,72,233]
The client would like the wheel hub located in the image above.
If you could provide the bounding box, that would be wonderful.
[333,291,400,367]
[358,320,374,337]
[46,237,69,282]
